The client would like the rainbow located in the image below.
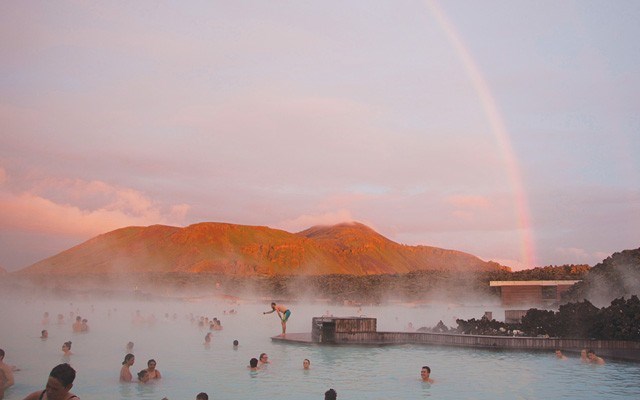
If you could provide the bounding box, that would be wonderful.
[426,0,537,267]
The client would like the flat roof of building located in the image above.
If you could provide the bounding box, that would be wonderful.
[489,280,581,287]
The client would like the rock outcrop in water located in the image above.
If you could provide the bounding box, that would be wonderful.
[17,221,505,275]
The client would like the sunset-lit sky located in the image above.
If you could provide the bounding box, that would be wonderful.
[1,1,639,272]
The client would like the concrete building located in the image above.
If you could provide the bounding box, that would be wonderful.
[490,280,581,307]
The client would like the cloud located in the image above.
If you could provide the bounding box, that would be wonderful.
[446,195,493,223]
[276,209,354,233]
[446,195,491,209]
[555,247,604,265]
[489,258,528,271]
[0,171,189,238]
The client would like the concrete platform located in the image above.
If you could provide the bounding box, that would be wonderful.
[270,333,313,344]
[271,317,640,362]
[271,330,640,361]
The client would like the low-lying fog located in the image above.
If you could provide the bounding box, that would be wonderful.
[0,287,508,399]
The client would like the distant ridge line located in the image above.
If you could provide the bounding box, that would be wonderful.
[18,221,507,276]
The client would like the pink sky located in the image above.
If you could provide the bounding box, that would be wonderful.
[1,1,638,272]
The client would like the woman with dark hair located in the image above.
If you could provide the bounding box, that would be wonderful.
[146,359,161,379]
[120,354,135,382]
[22,363,79,400]
[61,342,72,363]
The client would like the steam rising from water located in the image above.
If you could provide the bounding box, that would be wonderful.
[1,282,639,400]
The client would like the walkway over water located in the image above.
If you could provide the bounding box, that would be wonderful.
[272,317,640,362]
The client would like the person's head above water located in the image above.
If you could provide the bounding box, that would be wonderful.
[271,302,276,309]
[123,353,135,365]
[147,359,157,369]
[421,366,432,381]
[137,369,149,382]
[45,363,76,400]
[249,358,258,368]
[303,359,310,369]
[325,388,337,400]
[196,392,209,400]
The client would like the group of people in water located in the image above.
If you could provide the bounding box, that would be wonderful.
[1,300,615,400]
[119,353,162,383]
[71,316,89,333]
[555,348,605,364]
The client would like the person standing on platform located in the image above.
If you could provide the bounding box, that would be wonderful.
[263,302,291,336]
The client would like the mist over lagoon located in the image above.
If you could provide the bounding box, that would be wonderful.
[2,284,640,400]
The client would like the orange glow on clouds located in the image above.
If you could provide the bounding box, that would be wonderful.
[0,172,188,238]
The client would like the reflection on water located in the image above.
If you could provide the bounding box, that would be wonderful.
[1,297,639,400]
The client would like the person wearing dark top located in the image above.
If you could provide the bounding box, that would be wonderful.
[22,363,79,400]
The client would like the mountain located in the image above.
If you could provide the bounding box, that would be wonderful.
[18,221,505,276]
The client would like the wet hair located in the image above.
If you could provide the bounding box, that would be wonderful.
[50,363,76,387]
[587,349,595,355]
[0,349,4,359]
[249,358,258,368]
[233,340,239,346]
[422,366,431,373]
[304,358,310,364]
[325,388,337,400]
[64,341,72,349]
[137,369,148,380]
[123,353,135,365]
[147,359,156,367]
[259,353,267,360]
[196,392,209,400]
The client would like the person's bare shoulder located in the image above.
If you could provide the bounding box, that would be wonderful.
[22,390,43,400]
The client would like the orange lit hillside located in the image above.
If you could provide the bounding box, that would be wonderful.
[18,222,504,275]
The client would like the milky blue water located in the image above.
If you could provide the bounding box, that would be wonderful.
[1,297,639,400]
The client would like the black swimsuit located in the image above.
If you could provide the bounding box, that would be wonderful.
[38,390,78,400]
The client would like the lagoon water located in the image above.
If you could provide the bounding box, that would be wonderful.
[1,296,639,400]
